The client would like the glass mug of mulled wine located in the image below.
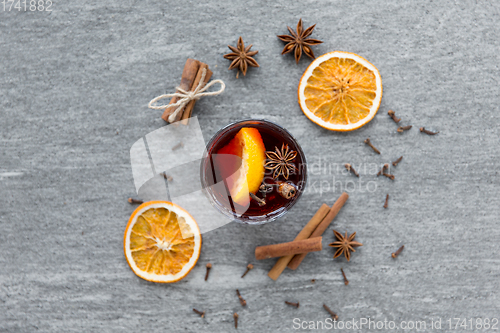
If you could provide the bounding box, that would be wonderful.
[200,119,307,224]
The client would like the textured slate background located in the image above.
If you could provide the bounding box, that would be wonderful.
[1,0,499,332]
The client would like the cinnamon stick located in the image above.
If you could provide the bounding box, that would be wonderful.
[255,237,322,260]
[180,63,213,125]
[161,58,201,123]
[267,204,330,281]
[288,192,349,270]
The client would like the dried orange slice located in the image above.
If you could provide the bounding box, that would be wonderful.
[217,127,265,206]
[124,201,201,283]
[298,51,382,131]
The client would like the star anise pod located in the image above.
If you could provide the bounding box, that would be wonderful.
[277,18,323,63]
[264,143,298,180]
[223,37,259,78]
[328,230,363,262]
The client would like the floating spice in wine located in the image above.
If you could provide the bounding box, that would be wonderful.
[276,181,297,199]
[264,143,298,180]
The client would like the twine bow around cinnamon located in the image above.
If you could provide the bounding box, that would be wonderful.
[148,68,225,123]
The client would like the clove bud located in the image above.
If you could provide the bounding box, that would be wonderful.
[388,110,401,123]
[172,142,184,151]
[323,304,339,321]
[236,289,247,307]
[233,313,239,329]
[205,263,212,281]
[192,308,205,318]
[162,172,173,181]
[420,127,439,135]
[128,198,143,204]
[397,125,412,133]
[392,156,403,167]
[364,138,381,154]
[241,264,254,278]
[392,245,405,258]
[340,268,349,286]
[345,163,359,177]
[249,192,266,206]
[377,164,389,176]
[382,173,395,180]
[285,301,300,308]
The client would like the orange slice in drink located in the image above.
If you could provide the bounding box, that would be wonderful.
[124,201,201,283]
[216,127,265,206]
[298,51,383,131]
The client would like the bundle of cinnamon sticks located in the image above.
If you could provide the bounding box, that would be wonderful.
[161,58,213,125]
[254,192,349,281]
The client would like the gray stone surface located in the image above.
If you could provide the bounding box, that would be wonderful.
[1,0,499,332]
